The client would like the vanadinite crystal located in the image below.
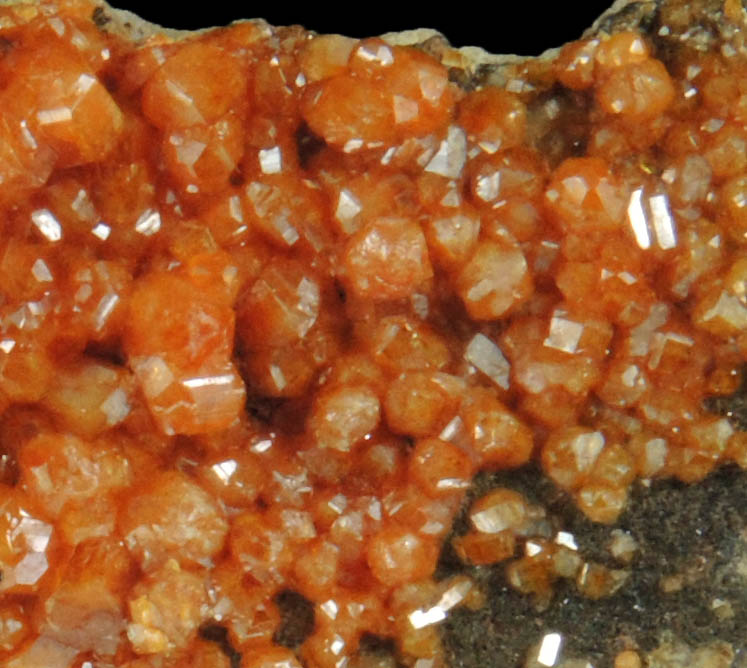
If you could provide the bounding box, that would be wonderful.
[0,0,744,666]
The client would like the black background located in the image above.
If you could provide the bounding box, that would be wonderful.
[107,2,612,56]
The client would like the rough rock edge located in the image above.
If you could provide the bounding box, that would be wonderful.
[0,0,643,80]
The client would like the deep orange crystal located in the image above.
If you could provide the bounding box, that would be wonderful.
[0,2,743,667]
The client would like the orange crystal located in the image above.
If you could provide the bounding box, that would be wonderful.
[0,1,743,667]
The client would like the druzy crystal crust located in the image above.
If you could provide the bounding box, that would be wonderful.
[0,1,744,667]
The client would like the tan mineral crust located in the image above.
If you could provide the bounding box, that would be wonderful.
[0,0,744,667]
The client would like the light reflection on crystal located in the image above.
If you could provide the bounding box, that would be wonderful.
[536,632,563,666]
[409,578,472,630]
[439,415,465,443]
[0,501,53,592]
[627,188,650,249]
[366,497,382,521]
[270,212,301,246]
[627,189,678,251]
[413,660,437,668]
[14,550,48,586]
[5,300,49,332]
[31,259,53,283]
[629,303,669,357]
[525,540,544,557]
[343,138,364,153]
[182,374,236,389]
[701,118,724,133]
[73,73,96,97]
[464,333,510,390]
[649,193,677,249]
[506,78,531,93]
[269,365,286,391]
[250,437,274,454]
[621,364,642,388]
[36,107,73,125]
[411,293,429,319]
[71,29,90,51]
[165,79,204,124]
[418,68,447,105]
[425,126,467,178]
[329,633,346,655]
[554,531,578,551]
[19,120,38,149]
[544,311,584,355]
[171,135,206,169]
[408,605,446,629]
[271,470,312,505]
[440,181,461,207]
[48,16,65,36]
[701,291,747,330]
[642,438,667,477]
[474,139,497,154]
[71,188,96,219]
[258,146,282,174]
[280,509,316,539]
[476,170,501,202]
[134,208,161,236]
[561,175,589,205]
[211,459,238,483]
[414,138,437,167]
[132,356,174,398]
[296,278,320,333]
[93,293,120,332]
[227,194,243,222]
[648,331,693,370]
[356,43,393,65]
[327,494,347,515]
[608,529,638,562]
[471,493,527,536]
[100,387,130,426]
[31,209,62,242]
[570,431,605,471]
[380,146,396,165]
[320,599,338,620]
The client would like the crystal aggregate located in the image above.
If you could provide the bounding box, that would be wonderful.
[0,1,743,667]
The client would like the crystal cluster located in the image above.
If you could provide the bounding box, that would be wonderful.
[0,1,744,667]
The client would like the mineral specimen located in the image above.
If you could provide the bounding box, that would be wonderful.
[0,1,744,667]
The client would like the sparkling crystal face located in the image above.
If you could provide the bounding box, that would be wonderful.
[0,1,744,667]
